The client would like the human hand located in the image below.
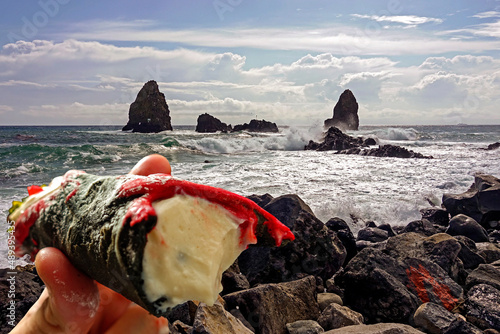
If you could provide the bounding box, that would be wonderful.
[11,154,172,334]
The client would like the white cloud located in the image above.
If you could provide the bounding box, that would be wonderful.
[51,20,500,56]
[351,14,443,25]
[472,11,500,19]
[1,39,499,126]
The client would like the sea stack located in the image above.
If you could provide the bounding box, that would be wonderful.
[324,89,359,131]
[195,113,232,133]
[122,80,173,133]
[232,119,279,133]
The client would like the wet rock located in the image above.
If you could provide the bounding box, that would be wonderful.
[466,284,500,331]
[232,119,279,133]
[420,208,450,226]
[191,300,253,334]
[378,224,397,237]
[356,227,389,243]
[363,137,377,146]
[122,80,173,133]
[195,113,232,133]
[317,303,364,331]
[413,302,456,334]
[454,236,486,270]
[305,127,430,158]
[360,144,433,159]
[324,89,359,131]
[325,217,357,265]
[446,214,489,242]
[486,142,500,150]
[323,323,425,334]
[402,220,438,236]
[238,194,346,286]
[305,126,363,151]
[224,276,320,334]
[442,174,500,227]
[286,320,324,334]
[247,193,274,208]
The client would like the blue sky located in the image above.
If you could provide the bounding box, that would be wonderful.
[1,0,500,126]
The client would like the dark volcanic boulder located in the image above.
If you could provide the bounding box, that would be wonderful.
[466,284,500,331]
[465,263,500,292]
[325,217,357,265]
[325,323,425,333]
[486,142,500,150]
[413,302,457,334]
[195,113,232,133]
[233,119,279,133]
[122,80,173,133]
[446,214,489,242]
[442,174,500,228]
[402,219,439,236]
[0,266,44,332]
[359,144,433,159]
[356,227,390,243]
[305,126,363,151]
[324,89,359,131]
[239,194,346,286]
[223,276,320,334]
[336,233,464,323]
[420,207,450,226]
[335,247,421,324]
[305,127,431,159]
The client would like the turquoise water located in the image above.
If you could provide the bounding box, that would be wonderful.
[1,124,500,267]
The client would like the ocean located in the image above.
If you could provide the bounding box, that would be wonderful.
[1,124,499,268]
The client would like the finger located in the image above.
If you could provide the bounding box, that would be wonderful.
[33,247,100,333]
[129,154,171,176]
[90,283,131,333]
[104,304,169,334]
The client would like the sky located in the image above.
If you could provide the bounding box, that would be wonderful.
[1,0,500,126]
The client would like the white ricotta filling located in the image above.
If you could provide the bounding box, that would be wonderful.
[141,195,246,312]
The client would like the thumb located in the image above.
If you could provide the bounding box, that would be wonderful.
[14,248,100,333]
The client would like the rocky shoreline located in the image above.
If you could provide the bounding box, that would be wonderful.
[1,175,499,334]
[305,126,433,159]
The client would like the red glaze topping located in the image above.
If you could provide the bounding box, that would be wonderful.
[118,174,295,247]
[27,185,44,196]
[13,199,46,257]
[13,170,86,256]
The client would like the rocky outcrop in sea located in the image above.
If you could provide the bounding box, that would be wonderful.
[195,113,232,133]
[122,80,173,133]
[324,89,359,131]
[305,126,432,159]
[233,119,279,133]
[3,175,500,333]
[442,173,500,230]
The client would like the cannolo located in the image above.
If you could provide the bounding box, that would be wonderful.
[8,170,294,316]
